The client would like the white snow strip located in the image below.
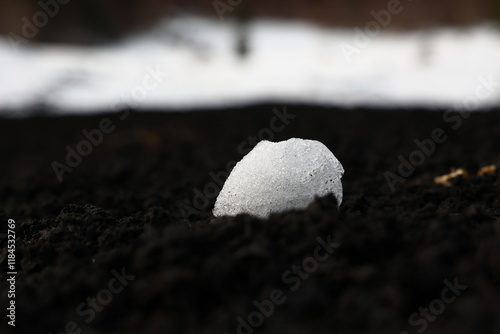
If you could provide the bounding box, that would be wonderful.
[0,17,499,115]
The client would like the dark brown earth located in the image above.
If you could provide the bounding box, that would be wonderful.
[1,0,497,44]
[0,105,499,334]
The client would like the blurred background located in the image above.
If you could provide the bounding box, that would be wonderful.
[0,0,499,114]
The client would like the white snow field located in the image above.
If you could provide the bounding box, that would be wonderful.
[0,16,499,115]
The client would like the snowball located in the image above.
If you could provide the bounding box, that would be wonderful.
[213,138,344,218]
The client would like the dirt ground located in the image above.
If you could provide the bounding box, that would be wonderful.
[0,105,499,334]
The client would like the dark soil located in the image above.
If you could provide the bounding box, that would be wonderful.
[0,105,499,334]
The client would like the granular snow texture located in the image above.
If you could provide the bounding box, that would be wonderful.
[0,105,499,334]
[213,138,344,218]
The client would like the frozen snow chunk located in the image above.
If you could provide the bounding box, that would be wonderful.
[213,138,344,218]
